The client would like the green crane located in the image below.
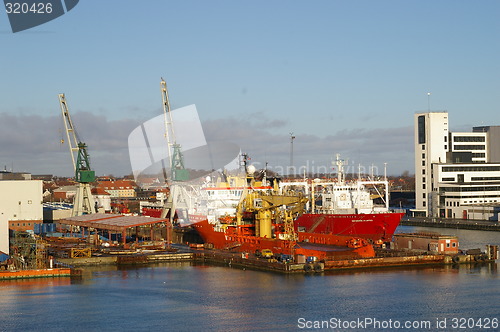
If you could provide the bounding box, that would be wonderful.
[59,94,97,216]
[159,78,190,222]
[160,78,189,182]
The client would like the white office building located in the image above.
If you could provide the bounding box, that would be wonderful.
[414,111,500,220]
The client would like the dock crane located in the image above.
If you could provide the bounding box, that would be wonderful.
[59,93,97,216]
[159,78,190,222]
[160,78,189,182]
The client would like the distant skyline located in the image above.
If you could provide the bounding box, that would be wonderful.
[1,1,499,177]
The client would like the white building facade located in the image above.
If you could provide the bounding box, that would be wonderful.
[414,111,500,220]
[0,180,43,229]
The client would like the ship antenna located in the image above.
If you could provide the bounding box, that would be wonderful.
[335,154,345,184]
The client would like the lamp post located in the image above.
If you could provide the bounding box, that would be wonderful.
[289,132,295,176]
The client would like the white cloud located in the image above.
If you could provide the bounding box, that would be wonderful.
[0,112,139,176]
[0,112,414,177]
[203,117,414,176]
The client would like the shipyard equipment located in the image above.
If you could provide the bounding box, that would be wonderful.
[59,93,96,216]
[160,78,189,182]
[159,78,190,222]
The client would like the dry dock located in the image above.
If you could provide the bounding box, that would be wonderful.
[192,249,482,274]
[49,244,498,274]
[11,244,494,276]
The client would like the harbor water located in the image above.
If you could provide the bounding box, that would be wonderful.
[1,226,499,331]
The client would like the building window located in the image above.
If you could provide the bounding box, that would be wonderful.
[423,184,426,189]
[423,177,426,182]
[422,160,425,166]
[454,145,485,150]
[422,145,425,150]
[452,243,456,247]
[453,136,485,142]
[423,193,426,198]
[445,145,447,149]
[422,169,425,174]
[423,201,426,207]
[422,153,425,159]
[444,136,447,142]
[418,115,426,144]
[443,166,500,172]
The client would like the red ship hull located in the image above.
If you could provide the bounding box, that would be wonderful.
[142,207,162,218]
[294,212,405,243]
[192,219,375,260]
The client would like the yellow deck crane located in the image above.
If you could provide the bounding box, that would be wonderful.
[59,94,97,216]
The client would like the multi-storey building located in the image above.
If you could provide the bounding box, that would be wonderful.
[96,180,137,198]
[414,111,449,215]
[414,111,500,220]
[0,180,43,231]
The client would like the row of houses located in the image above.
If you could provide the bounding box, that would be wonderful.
[52,179,138,200]
[0,175,168,235]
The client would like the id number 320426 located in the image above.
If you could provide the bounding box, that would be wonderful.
[5,2,53,14]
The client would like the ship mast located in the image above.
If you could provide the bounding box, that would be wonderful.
[335,154,345,184]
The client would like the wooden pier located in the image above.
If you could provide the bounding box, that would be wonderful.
[57,252,194,266]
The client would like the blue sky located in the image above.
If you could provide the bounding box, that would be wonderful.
[1,1,499,177]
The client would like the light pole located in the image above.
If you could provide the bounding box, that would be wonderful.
[289,132,295,176]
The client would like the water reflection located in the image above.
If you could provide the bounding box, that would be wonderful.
[1,224,499,332]
[0,261,498,331]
